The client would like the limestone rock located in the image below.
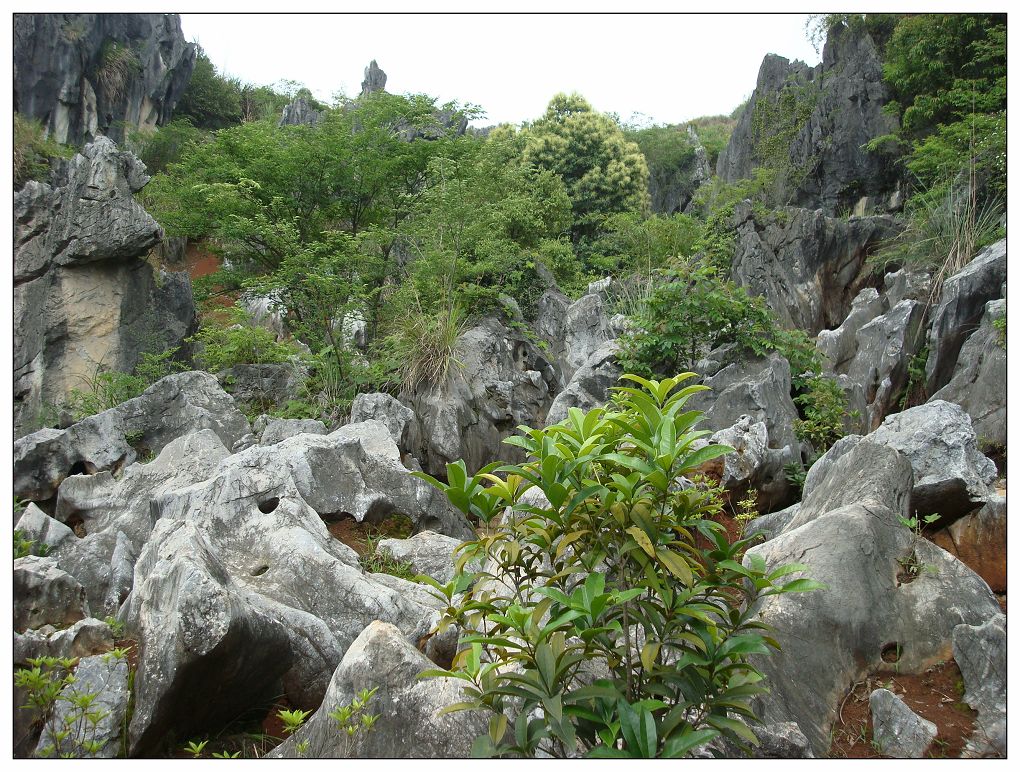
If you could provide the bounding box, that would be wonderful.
[36,652,131,759]
[259,418,328,446]
[13,137,198,437]
[350,392,415,450]
[953,614,1006,757]
[717,22,900,214]
[869,688,937,758]
[746,437,1000,755]
[14,556,90,633]
[931,298,1007,448]
[377,531,475,585]
[361,59,387,95]
[279,96,322,127]
[218,362,309,413]
[404,318,558,477]
[14,371,250,502]
[867,400,997,522]
[14,13,195,147]
[728,203,900,334]
[270,620,487,758]
[14,618,114,664]
[925,239,1006,394]
[545,340,621,425]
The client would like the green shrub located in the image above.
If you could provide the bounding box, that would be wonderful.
[793,375,857,454]
[382,298,467,392]
[416,373,822,758]
[65,349,187,422]
[94,41,141,101]
[189,306,297,373]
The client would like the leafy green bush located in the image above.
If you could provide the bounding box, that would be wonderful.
[190,306,297,373]
[416,374,822,758]
[793,375,856,454]
[65,349,186,422]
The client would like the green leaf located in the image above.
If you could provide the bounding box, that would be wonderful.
[627,526,656,557]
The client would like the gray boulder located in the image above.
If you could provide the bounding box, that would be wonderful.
[925,239,1006,394]
[35,652,131,759]
[404,318,558,477]
[816,287,887,370]
[279,96,323,127]
[15,502,75,553]
[953,614,1006,757]
[50,429,231,612]
[14,556,90,633]
[546,340,621,425]
[867,400,997,522]
[259,418,328,446]
[270,620,487,758]
[14,618,114,664]
[560,293,613,382]
[377,531,475,585]
[219,362,308,412]
[361,59,387,95]
[746,438,1000,755]
[869,688,937,758]
[14,370,250,502]
[350,392,415,450]
[14,136,197,438]
[930,298,1006,448]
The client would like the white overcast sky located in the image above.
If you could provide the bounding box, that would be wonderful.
[179,12,823,127]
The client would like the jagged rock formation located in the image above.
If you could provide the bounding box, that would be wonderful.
[717,21,901,214]
[13,137,197,439]
[361,59,387,96]
[13,13,195,146]
[279,96,323,127]
[728,202,900,334]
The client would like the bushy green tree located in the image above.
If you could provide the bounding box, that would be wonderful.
[417,374,821,757]
[523,93,650,244]
[174,47,243,130]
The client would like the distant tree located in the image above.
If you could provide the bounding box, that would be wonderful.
[174,46,242,129]
[523,93,649,243]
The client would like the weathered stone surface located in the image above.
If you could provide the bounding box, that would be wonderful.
[404,318,558,477]
[50,429,230,612]
[953,614,1006,757]
[36,652,131,759]
[560,293,612,382]
[239,291,286,339]
[545,340,621,425]
[710,416,771,490]
[14,556,90,633]
[124,519,294,756]
[219,362,309,412]
[14,371,250,502]
[361,59,387,95]
[867,400,997,522]
[816,287,886,370]
[717,22,900,214]
[16,502,76,553]
[869,688,937,758]
[691,352,800,454]
[378,531,475,585]
[14,13,195,146]
[270,621,487,758]
[925,239,1007,394]
[350,392,415,450]
[279,96,322,127]
[728,203,900,334]
[13,137,198,437]
[259,418,328,446]
[931,298,1006,448]
[746,437,1000,755]
[931,493,1005,593]
[14,618,114,664]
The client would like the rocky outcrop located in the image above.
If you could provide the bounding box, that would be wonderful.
[866,400,997,523]
[931,493,1006,593]
[930,299,1006,447]
[270,621,487,758]
[361,59,387,96]
[279,96,323,127]
[869,689,937,758]
[13,13,196,147]
[14,371,250,502]
[14,556,90,633]
[717,22,901,214]
[746,438,1001,756]
[953,614,1006,757]
[646,125,712,215]
[218,362,309,413]
[728,202,900,333]
[404,318,559,477]
[13,137,197,438]
[378,531,477,585]
[350,392,416,451]
[925,239,1006,394]
[545,340,622,425]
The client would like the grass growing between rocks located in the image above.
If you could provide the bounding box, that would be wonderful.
[324,513,420,581]
[828,659,977,759]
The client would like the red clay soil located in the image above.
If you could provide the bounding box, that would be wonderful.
[829,659,978,758]
[184,241,222,280]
